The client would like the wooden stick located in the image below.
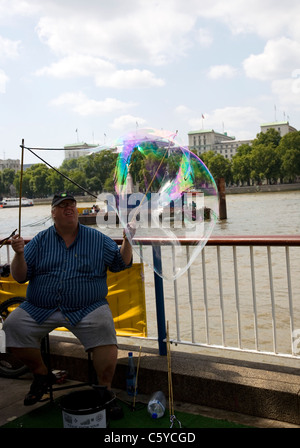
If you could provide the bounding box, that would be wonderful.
[18,139,25,236]
[167,321,174,417]
[133,346,142,409]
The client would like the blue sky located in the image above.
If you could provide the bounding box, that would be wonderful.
[1,0,300,167]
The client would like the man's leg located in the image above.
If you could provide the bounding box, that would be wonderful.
[73,306,123,419]
[91,344,123,419]
[73,305,118,388]
[91,344,118,389]
[9,347,48,375]
[3,307,60,405]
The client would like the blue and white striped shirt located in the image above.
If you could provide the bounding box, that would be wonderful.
[19,224,131,325]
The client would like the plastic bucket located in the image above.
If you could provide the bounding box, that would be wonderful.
[61,388,110,429]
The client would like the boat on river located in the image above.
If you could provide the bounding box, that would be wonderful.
[0,197,34,208]
[77,206,101,225]
[77,207,120,226]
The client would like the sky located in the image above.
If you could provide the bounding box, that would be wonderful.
[1,0,300,167]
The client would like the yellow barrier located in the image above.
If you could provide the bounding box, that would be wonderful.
[0,264,147,338]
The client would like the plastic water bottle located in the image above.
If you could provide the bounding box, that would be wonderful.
[147,391,166,419]
[126,352,137,396]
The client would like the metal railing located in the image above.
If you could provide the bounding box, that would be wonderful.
[130,235,300,365]
[1,235,300,365]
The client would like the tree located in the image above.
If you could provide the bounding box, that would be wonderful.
[278,131,300,181]
[253,128,281,148]
[200,151,232,184]
[29,164,51,197]
[231,144,252,185]
[250,129,281,184]
[14,170,33,198]
[2,168,15,195]
[251,144,281,184]
[48,169,66,194]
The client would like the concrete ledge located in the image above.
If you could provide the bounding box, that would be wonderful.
[48,335,300,425]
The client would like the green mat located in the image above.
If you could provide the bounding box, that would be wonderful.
[2,396,250,429]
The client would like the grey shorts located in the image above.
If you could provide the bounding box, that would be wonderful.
[3,304,117,351]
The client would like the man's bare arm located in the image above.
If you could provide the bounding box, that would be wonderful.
[10,235,28,283]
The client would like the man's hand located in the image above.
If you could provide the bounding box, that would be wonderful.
[10,235,27,283]
[123,221,136,240]
[11,234,25,254]
[121,222,135,266]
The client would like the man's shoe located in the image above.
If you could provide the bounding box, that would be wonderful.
[24,373,56,406]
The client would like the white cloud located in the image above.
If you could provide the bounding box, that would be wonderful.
[0,35,21,59]
[243,37,300,81]
[194,28,213,47]
[36,56,114,79]
[272,78,300,110]
[50,92,137,116]
[174,105,191,115]
[208,64,238,80]
[192,0,300,40]
[188,106,263,139]
[110,115,147,131]
[0,0,39,22]
[34,3,195,66]
[36,55,164,88]
[0,69,9,93]
[100,69,165,89]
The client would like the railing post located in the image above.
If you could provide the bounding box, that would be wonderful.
[152,245,167,355]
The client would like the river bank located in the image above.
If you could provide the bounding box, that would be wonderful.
[226,182,300,194]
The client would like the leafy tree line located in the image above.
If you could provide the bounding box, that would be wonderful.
[201,129,300,186]
[0,129,300,199]
[0,150,118,199]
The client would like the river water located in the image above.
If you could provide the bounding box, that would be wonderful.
[1,191,299,357]
[1,190,300,238]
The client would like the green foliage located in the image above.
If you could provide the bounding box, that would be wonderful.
[2,151,117,199]
[277,131,300,181]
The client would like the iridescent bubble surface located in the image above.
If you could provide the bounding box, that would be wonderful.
[112,128,218,280]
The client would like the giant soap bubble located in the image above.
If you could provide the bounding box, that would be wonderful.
[98,128,218,280]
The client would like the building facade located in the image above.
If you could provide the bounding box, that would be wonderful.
[260,121,297,137]
[188,129,252,159]
[64,142,99,160]
[0,158,20,172]
[188,121,297,160]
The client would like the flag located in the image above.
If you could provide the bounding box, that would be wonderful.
[202,114,205,119]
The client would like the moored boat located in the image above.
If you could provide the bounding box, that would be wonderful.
[77,206,120,226]
[0,197,34,208]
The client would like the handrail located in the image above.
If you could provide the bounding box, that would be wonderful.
[10,235,300,246]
